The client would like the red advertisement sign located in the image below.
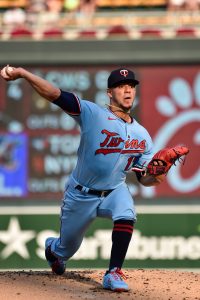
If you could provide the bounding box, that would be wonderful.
[0,67,114,200]
[0,65,199,200]
[140,66,200,197]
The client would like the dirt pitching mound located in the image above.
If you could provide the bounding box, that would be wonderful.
[0,269,199,300]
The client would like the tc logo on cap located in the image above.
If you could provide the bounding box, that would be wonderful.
[120,69,128,77]
[107,68,139,88]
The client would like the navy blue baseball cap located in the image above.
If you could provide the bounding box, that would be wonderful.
[107,68,139,88]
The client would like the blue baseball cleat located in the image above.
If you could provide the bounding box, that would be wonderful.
[45,240,66,275]
[102,267,129,292]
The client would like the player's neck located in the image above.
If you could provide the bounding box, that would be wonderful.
[107,104,132,123]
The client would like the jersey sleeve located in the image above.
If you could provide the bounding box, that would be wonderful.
[52,90,99,130]
[76,100,100,131]
[133,131,154,181]
[52,90,81,115]
[133,129,154,169]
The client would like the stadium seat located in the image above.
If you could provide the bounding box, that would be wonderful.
[42,28,64,39]
[107,25,129,38]
[175,27,196,38]
[10,26,33,39]
[139,28,162,38]
[78,29,97,39]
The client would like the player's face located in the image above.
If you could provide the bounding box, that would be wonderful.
[107,83,136,112]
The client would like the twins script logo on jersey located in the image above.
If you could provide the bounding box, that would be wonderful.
[120,69,128,77]
[95,129,146,155]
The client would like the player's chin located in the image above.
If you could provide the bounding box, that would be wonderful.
[122,103,132,111]
[123,99,133,107]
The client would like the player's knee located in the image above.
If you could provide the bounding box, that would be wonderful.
[114,219,135,226]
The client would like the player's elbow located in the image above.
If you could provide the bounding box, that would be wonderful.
[49,88,61,101]
[41,88,61,102]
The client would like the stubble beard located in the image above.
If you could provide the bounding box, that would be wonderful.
[119,103,132,113]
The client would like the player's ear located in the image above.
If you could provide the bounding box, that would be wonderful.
[107,88,112,98]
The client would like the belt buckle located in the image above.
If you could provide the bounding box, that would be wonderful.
[101,190,106,197]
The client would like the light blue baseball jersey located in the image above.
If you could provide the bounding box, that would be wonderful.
[70,99,154,190]
[49,94,154,260]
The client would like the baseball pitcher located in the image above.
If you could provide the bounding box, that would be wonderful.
[0,65,189,292]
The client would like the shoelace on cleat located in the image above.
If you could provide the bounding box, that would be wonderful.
[110,268,127,280]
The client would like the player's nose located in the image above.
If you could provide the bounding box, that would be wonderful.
[124,84,131,92]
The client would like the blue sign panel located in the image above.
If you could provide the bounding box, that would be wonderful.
[0,134,28,197]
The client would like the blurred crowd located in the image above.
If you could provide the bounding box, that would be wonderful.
[168,0,200,11]
[0,0,97,28]
[0,0,199,37]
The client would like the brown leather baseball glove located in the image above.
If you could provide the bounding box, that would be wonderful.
[147,145,189,176]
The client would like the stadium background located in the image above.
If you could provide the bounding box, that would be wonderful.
[0,0,199,271]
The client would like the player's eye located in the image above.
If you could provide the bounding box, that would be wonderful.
[128,83,135,88]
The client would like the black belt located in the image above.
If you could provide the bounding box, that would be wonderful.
[75,185,113,197]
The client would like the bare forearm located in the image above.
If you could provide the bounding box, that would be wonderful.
[139,173,165,186]
[20,68,61,101]
[1,66,61,102]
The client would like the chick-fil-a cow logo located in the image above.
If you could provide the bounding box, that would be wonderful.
[140,66,200,197]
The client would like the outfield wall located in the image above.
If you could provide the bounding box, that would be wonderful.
[0,39,200,65]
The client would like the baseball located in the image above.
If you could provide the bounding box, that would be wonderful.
[1,66,13,78]
[7,66,14,73]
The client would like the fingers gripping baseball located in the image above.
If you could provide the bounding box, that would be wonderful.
[1,65,17,80]
[147,145,189,176]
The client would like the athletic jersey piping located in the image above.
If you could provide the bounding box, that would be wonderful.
[107,107,133,124]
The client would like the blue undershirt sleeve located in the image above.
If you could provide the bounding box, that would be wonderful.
[52,90,81,115]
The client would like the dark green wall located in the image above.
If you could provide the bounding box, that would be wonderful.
[0,38,199,65]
